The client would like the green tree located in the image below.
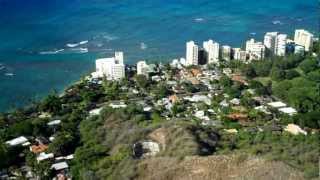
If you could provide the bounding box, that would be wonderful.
[270,67,285,81]
[48,131,75,155]
[299,58,319,73]
[135,74,149,89]
[285,69,300,80]
[0,141,9,169]
[103,81,120,100]
[220,75,232,87]
[40,92,62,114]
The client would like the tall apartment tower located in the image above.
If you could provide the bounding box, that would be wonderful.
[186,41,199,66]
[115,51,124,64]
[95,52,125,80]
[203,40,220,64]
[294,29,314,52]
[246,39,265,60]
[275,34,287,56]
[221,45,231,61]
[264,32,278,56]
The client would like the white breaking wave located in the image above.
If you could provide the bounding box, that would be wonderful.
[194,18,205,22]
[4,73,14,76]
[272,20,283,25]
[140,42,147,50]
[66,43,79,48]
[79,40,89,45]
[39,49,65,55]
[66,40,89,48]
[103,35,118,41]
[70,48,88,53]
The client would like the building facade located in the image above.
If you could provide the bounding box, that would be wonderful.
[203,40,220,64]
[186,41,199,66]
[275,34,287,56]
[264,32,278,56]
[246,39,265,60]
[94,52,125,80]
[221,45,231,61]
[232,48,247,61]
[137,61,150,76]
[294,29,314,52]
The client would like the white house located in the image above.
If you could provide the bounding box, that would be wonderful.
[37,152,54,162]
[267,101,287,108]
[279,107,297,116]
[51,162,69,171]
[109,102,127,109]
[6,136,28,146]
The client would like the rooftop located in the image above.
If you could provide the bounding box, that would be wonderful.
[279,107,297,116]
[6,136,28,146]
[267,101,286,108]
[51,162,69,171]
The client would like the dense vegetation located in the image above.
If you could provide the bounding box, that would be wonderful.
[240,53,320,129]
[0,41,319,179]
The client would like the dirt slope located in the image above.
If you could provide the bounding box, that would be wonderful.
[136,155,305,180]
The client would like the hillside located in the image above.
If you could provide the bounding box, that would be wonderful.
[137,155,304,180]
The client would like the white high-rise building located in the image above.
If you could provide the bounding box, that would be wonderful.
[246,39,265,60]
[294,29,314,52]
[264,32,278,55]
[232,48,247,61]
[94,52,125,80]
[221,45,231,61]
[115,51,124,64]
[186,41,199,66]
[275,34,287,56]
[203,40,220,64]
[137,61,149,76]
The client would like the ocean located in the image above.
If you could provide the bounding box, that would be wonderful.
[0,0,318,112]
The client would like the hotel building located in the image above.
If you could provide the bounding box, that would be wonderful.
[186,41,199,66]
[203,40,220,64]
[246,39,265,60]
[294,29,314,52]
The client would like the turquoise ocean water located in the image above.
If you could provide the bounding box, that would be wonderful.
[0,0,318,111]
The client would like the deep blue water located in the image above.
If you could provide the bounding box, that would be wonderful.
[0,0,318,112]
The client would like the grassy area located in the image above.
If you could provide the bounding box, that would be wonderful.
[253,77,271,86]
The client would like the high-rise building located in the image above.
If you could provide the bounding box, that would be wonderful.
[198,48,208,65]
[246,39,265,60]
[186,41,199,66]
[294,29,314,52]
[137,61,150,76]
[95,52,125,80]
[221,45,231,61]
[275,34,287,56]
[264,32,278,56]
[232,48,247,61]
[203,40,220,64]
[115,51,124,64]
